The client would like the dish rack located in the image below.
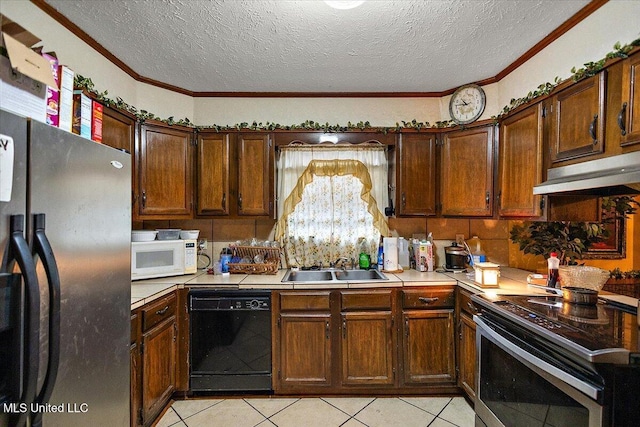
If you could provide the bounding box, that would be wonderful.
[227,245,281,275]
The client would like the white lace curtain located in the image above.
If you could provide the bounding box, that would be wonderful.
[275,145,389,267]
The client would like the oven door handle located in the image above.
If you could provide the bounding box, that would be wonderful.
[474,315,601,401]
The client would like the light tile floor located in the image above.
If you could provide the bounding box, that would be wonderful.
[155,396,475,427]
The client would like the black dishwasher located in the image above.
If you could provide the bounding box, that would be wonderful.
[189,289,272,393]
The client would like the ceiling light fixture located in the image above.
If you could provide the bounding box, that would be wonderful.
[323,1,366,10]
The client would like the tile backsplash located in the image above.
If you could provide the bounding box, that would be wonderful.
[140,216,512,267]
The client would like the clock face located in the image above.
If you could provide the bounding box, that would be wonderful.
[449,84,486,125]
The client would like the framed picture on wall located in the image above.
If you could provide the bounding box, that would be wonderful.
[583,203,626,259]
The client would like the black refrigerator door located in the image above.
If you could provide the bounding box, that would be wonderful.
[1,110,34,427]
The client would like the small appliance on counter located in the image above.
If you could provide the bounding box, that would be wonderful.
[131,239,197,280]
[444,242,468,271]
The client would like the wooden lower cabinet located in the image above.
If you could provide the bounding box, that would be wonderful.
[341,311,395,386]
[273,291,333,392]
[458,312,477,399]
[272,287,459,394]
[130,311,142,427]
[456,288,478,400]
[142,316,176,423]
[131,293,178,427]
[278,312,332,388]
[401,287,456,387]
[402,310,455,385]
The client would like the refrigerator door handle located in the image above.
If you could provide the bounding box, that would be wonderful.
[1,215,40,427]
[30,213,61,427]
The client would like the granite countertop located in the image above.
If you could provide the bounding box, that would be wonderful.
[131,267,639,310]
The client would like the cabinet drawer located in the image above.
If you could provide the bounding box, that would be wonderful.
[279,291,331,311]
[403,288,455,309]
[131,310,140,344]
[142,294,177,331]
[458,289,479,316]
[341,290,393,310]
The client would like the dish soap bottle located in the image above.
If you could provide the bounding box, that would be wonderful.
[359,239,371,270]
[546,252,560,288]
[377,235,384,271]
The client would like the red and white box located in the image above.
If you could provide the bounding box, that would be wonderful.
[91,101,103,143]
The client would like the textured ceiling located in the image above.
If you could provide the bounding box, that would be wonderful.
[43,0,591,93]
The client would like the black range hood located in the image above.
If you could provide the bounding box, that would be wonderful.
[533,151,640,196]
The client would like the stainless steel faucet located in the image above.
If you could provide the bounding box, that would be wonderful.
[331,257,349,271]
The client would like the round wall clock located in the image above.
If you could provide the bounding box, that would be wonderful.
[449,84,486,125]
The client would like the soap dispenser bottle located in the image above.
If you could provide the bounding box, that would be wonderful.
[359,239,371,270]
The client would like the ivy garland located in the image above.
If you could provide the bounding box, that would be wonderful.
[74,38,640,133]
[493,37,640,120]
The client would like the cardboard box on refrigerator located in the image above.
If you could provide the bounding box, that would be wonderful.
[72,90,92,140]
[57,64,75,133]
[0,15,57,122]
[42,51,60,126]
[91,100,103,143]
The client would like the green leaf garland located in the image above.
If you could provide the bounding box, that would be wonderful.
[73,38,640,131]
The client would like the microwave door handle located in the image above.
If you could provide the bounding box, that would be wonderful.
[474,315,601,401]
[30,214,61,427]
[3,215,40,427]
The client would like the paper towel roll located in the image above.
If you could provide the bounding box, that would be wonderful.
[383,237,398,271]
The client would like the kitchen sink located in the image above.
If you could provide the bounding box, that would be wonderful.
[281,269,387,283]
[281,270,334,282]
[333,269,386,281]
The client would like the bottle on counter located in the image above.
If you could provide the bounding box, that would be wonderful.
[359,239,371,270]
[467,235,486,266]
[377,235,384,270]
[220,247,232,273]
[546,252,560,288]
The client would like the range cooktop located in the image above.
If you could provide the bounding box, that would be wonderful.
[472,294,639,364]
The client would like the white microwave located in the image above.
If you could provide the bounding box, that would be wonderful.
[131,239,197,280]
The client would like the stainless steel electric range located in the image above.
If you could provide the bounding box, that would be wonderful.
[471,293,640,427]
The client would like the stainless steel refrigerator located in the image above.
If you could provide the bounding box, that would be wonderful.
[1,109,131,427]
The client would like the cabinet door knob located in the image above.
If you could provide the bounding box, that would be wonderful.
[418,296,438,305]
[589,114,598,143]
[401,192,406,209]
[618,103,627,136]
[141,191,147,209]
[485,191,490,209]
[222,192,226,210]
[238,193,243,210]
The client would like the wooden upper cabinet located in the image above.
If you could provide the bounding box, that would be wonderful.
[196,132,230,215]
[397,133,437,216]
[619,52,640,148]
[101,106,137,153]
[498,103,545,218]
[238,133,273,216]
[441,126,494,216]
[100,105,138,219]
[138,123,193,218]
[549,72,606,163]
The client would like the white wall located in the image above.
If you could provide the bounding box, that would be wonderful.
[499,0,640,110]
[193,97,441,128]
[2,0,639,126]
